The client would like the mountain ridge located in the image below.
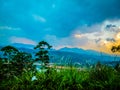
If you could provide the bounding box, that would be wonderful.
[0,43,119,66]
[0,43,113,56]
[59,47,110,56]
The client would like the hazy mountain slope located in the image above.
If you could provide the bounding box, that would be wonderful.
[59,47,109,56]
[0,43,119,66]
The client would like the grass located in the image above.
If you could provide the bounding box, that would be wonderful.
[0,63,120,90]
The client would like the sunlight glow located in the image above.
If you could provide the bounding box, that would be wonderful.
[116,32,120,39]
[74,34,82,38]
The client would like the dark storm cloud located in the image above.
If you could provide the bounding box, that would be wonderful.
[0,0,120,40]
[106,38,116,42]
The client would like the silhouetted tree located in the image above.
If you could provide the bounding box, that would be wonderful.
[111,45,120,72]
[111,45,120,53]
[1,46,19,63]
[117,45,120,52]
[34,41,52,69]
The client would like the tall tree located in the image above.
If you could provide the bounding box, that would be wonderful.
[34,41,52,69]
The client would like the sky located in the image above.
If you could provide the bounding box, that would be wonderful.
[0,0,120,53]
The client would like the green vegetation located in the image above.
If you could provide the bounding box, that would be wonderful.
[0,64,120,90]
[0,41,120,90]
[0,45,35,82]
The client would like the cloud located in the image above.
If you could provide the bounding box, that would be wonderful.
[33,14,46,23]
[44,19,120,53]
[0,0,120,39]
[10,36,37,45]
[106,38,116,42]
[74,20,120,53]
[0,26,21,30]
[44,34,90,50]
[74,34,82,38]
[116,32,120,40]
[44,35,72,49]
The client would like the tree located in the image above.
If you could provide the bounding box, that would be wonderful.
[12,52,34,74]
[111,45,120,72]
[0,46,19,78]
[0,46,35,79]
[1,45,19,63]
[111,45,120,53]
[34,41,52,69]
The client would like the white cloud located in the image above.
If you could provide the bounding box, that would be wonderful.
[44,34,89,50]
[33,14,46,22]
[10,36,37,45]
[0,26,21,30]
[72,20,120,53]
[74,20,120,40]
[44,35,72,49]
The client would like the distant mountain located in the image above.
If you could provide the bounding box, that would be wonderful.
[0,44,119,66]
[49,51,99,65]
[11,43,35,49]
[59,47,109,56]
[59,47,85,54]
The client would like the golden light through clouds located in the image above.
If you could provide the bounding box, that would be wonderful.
[116,32,120,39]
[74,34,82,38]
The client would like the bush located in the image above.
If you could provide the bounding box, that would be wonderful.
[90,65,114,81]
[89,63,117,90]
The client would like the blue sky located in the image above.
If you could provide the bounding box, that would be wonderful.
[0,0,120,53]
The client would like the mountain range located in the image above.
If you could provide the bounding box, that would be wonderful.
[10,43,109,56]
[0,43,119,66]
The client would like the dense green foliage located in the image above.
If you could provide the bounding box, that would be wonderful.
[0,65,120,90]
[0,45,35,81]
